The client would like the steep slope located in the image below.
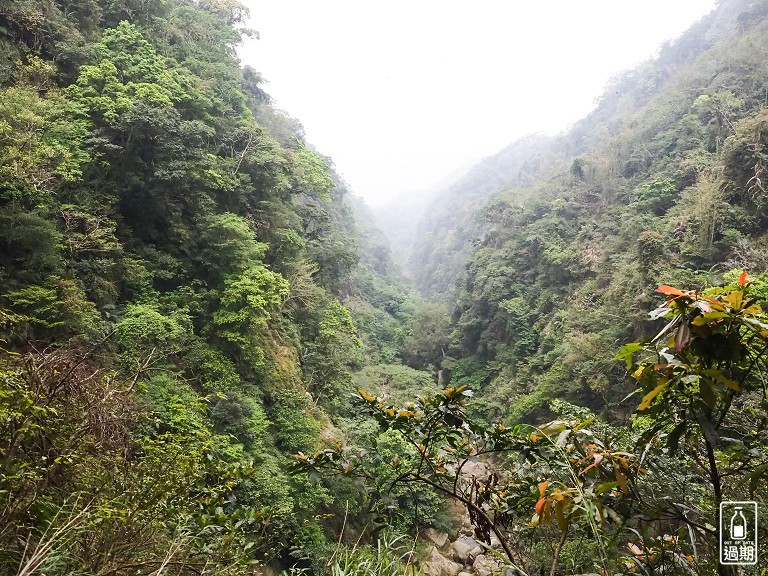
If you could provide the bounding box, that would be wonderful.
[407,0,761,301]
[409,134,553,297]
[368,162,475,276]
[0,1,411,572]
[367,190,435,274]
[445,0,768,421]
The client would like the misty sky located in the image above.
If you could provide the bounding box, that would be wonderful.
[239,1,716,206]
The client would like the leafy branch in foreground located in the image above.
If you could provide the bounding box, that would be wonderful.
[619,273,768,576]
[293,385,643,576]
[296,278,768,575]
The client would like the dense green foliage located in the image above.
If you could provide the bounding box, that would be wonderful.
[5,0,768,574]
[405,134,553,297]
[422,0,768,427]
[342,0,768,573]
[301,279,768,574]
[0,1,415,573]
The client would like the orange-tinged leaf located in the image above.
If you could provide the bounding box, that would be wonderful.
[579,453,604,475]
[615,468,630,494]
[538,481,549,497]
[535,497,547,515]
[656,285,686,297]
[704,296,725,310]
[577,451,598,464]
[739,271,748,286]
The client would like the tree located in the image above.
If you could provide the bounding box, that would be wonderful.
[197,212,267,283]
[303,300,362,406]
[0,81,90,205]
[294,385,643,576]
[297,278,768,575]
[290,143,335,202]
[211,266,289,364]
[401,301,451,370]
[619,273,768,576]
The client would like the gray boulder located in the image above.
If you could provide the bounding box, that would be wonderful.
[422,546,463,576]
[423,527,450,549]
[450,536,483,564]
[471,554,501,576]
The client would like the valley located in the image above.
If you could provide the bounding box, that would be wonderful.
[1,1,768,574]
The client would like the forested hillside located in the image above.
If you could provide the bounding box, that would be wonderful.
[3,0,768,575]
[440,0,768,422]
[407,0,765,301]
[349,0,768,573]
[0,0,419,573]
[408,134,553,297]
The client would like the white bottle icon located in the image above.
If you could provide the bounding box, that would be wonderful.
[730,507,747,540]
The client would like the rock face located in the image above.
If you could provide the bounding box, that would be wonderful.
[470,554,501,576]
[423,527,450,549]
[421,527,512,576]
[422,546,463,576]
[450,536,483,564]
[460,460,490,480]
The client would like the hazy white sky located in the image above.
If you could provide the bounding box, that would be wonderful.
[239,1,717,206]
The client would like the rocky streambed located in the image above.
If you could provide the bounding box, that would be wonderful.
[421,529,510,576]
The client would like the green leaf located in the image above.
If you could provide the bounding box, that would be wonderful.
[615,342,644,370]
[666,421,688,453]
[736,463,768,493]
[595,481,620,495]
[699,379,716,408]
[702,368,740,391]
[691,311,729,325]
